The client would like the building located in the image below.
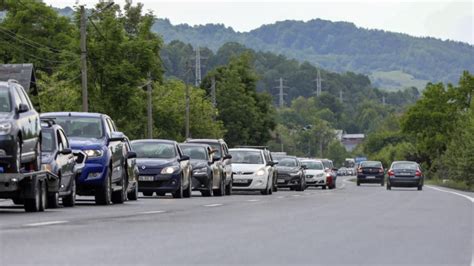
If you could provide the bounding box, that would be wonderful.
[341,133,365,152]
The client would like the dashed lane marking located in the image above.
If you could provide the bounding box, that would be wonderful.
[25,221,68,227]
[137,210,166,214]
[247,199,260,202]
[203,204,223,207]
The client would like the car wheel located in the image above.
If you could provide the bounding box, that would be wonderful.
[386,184,391,190]
[156,192,165,196]
[127,183,138,201]
[381,180,385,186]
[24,178,41,212]
[225,175,233,195]
[142,191,153,197]
[38,180,47,211]
[63,176,76,207]
[47,191,60,208]
[183,176,192,198]
[12,197,23,205]
[357,180,360,186]
[417,185,423,191]
[321,185,327,190]
[201,177,214,197]
[213,174,225,196]
[112,171,127,204]
[95,170,112,205]
[172,175,184,198]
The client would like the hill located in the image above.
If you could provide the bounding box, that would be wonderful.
[153,18,474,90]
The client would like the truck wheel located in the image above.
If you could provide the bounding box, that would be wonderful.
[63,177,76,207]
[127,183,138,201]
[47,192,60,208]
[39,180,47,211]
[24,178,41,212]
[95,171,112,205]
[112,172,126,204]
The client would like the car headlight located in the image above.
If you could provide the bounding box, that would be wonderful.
[255,168,265,176]
[0,122,11,135]
[161,166,179,175]
[193,167,207,174]
[84,149,103,158]
[42,164,52,172]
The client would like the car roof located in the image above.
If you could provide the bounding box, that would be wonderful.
[391,161,418,165]
[300,159,323,162]
[131,139,177,144]
[186,138,225,144]
[41,112,108,119]
[229,148,263,153]
[179,143,211,149]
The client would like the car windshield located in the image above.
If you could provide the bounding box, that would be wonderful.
[41,129,55,152]
[361,161,382,168]
[278,157,298,167]
[392,162,418,170]
[132,142,177,159]
[0,87,11,112]
[51,117,104,139]
[181,146,207,160]
[230,150,263,164]
[303,161,324,170]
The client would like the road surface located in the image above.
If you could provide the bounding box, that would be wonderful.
[1,177,472,265]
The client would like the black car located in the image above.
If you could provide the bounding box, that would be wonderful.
[276,156,306,191]
[387,161,424,190]
[131,139,192,198]
[0,80,41,173]
[180,143,215,197]
[40,120,86,208]
[356,160,385,186]
[185,139,232,196]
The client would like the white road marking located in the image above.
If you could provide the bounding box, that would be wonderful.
[138,210,166,214]
[276,196,284,199]
[247,199,260,202]
[292,194,301,197]
[426,185,474,203]
[25,221,68,227]
[203,204,223,207]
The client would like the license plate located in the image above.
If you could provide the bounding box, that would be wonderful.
[278,179,286,183]
[366,176,375,179]
[139,176,154,181]
[399,172,412,176]
[233,179,247,183]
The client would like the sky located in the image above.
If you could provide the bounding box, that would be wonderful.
[43,0,474,44]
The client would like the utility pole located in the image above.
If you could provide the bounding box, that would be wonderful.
[314,69,323,97]
[194,46,202,87]
[80,5,88,112]
[210,76,216,108]
[185,62,191,139]
[147,72,153,138]
[275,78,288,108]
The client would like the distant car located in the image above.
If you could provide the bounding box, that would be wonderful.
[0,80,41,173]
[387,161,424,190]
[275,156,306,191]
[301,159,327,189]
[180,143,215,197]
[39,120,87,208]
[337,167,347,176]
[186,139,232,196]
[40,112,130,205]
[230,148,275,195]
[132,139,192,198]
[356,160,384,186]
[321,159,337,189]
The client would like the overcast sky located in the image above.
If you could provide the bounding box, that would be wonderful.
[43,0,474,44]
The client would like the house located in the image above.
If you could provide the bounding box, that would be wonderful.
[341,133,365,152]
[0,63,39,110]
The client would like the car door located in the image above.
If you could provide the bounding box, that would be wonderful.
[56,129,75,192]
[11,87,32,156]
[105,118,125,183]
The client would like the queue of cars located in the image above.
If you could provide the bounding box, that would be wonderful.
[356,160,424,190]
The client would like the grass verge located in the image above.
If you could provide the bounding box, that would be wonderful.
[426,179,474,193]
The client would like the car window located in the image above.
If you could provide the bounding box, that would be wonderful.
[278,158,298,167]
[11,88,22,108]
[209,143,222,158]
[361,161,382,168]
[105,119,115,134]
[229,150,263,164]
[0,87,12,112]
[41,129,55,152]
[17,87,32,109]
[181,146,208,160]
[303,161,324,170]
[392,162,417,170]
[131,142,177,159]
[53,117,104,139]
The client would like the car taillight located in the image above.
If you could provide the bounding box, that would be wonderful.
[416,170,422,177]
[388,170,395,176]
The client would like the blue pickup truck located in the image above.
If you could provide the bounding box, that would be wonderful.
[40,112,135,205]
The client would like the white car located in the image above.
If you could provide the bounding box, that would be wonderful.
[300,159,328,189]
[229,148,275,195]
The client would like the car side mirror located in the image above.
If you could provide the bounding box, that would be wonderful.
[213,156,221,162]
[223,154,232,160]
[127,151,137,159]
[179,155,190,162]
[267,161,276,166]
[17,103,29,113]
[60,148,73,155]
[109,132,125,142]
[302,165,307,170]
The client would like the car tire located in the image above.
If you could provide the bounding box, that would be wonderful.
[172,175,184,198]
[142,191,153,196]
[156,192,165,196]
[95,170,112,205]
[417,185,423,191]
[183,176,192,198]
[112,172,127,204]
[225,175,233,195]
[63,177,76,207]
[12,197,23,205]
[38,180,47,211]
[201,177,214,197]
[357,180,360,186]
[127,183,138,201]
[386,184,391,190]
[47,191,60,208]
[322,185,327,190]
[381,180,385,186]
[24,178,41,212]
[213,175,225,197]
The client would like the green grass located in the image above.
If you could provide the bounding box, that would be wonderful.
[426,179,474,193]
[370,70,429,91]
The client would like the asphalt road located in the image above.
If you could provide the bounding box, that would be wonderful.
[0,177,473,265]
